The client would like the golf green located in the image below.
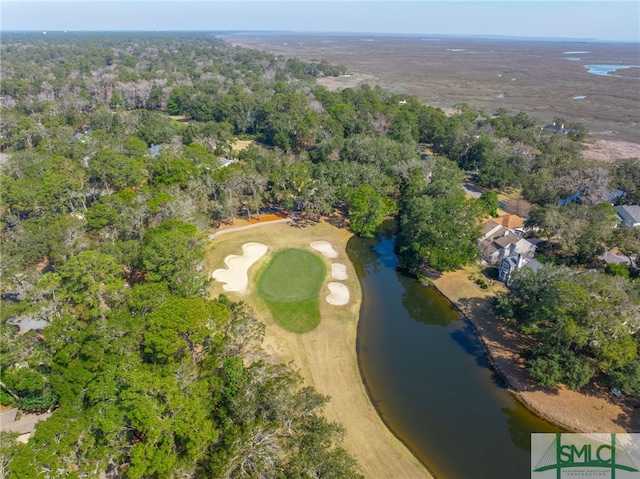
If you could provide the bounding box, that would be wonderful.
[257,248,325,333]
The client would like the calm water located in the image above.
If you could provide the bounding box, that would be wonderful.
[349,222,560,479]
[585,64,640,78]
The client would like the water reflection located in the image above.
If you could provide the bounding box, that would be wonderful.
[450,321,492,370]
[502,406,534,452]
[350,221,561,479]
[373,228,458,328]
[349,235,381,276]
[401,284,458,328]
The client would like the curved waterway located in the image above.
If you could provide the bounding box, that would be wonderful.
[349,222,561,479]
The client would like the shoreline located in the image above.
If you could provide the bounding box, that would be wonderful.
[206,219,433,479]
[354,308,440,479]
[429,283,568,429]
[430,269,640,434]
[207,217,638,479]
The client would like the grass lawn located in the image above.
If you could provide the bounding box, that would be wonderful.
[257,248,326,333]
[231,139,255,152]
[206,220,432,479]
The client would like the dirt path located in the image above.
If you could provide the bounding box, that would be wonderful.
[206,220,432,479]
[432,266,640,434]
[208,217,291,239]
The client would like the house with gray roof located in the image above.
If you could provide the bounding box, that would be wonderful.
[615,205,640,228]
[499,253,544,284]
[479,220,537,265]
[542,122,570,134]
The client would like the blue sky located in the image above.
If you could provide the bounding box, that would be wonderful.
[2,1,639,42]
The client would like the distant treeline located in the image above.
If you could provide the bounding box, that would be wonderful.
[1,32,639,475]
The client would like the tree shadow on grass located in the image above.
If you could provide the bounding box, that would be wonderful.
[615,398,640,432]
[421,267,443,282]
[579,382,640,432]
[288,217,315,229]
[481,265,500,281]
[325,212,349,229]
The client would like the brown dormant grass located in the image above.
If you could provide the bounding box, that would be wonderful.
[231,139,255,152]
[224,34,640,147]
[206,220,432,479]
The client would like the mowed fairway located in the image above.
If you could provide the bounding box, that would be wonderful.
[206,220,431,479]
[257,248,325,333]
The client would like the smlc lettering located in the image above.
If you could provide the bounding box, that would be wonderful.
[560,444,612,465]
[596,444,612,464]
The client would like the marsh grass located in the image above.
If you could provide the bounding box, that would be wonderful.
[223,34,640,144]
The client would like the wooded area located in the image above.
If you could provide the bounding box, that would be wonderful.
[1,31,639,476]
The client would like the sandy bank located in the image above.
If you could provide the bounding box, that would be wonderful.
[211,242,268,293]
[326,282,350,305]
[431,267,640,434]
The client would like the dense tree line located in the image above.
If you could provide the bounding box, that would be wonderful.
[0,32,366,478]
[496,266,640,396]
[1,31,639,474]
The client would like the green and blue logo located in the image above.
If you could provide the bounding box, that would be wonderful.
[531,433,640,478]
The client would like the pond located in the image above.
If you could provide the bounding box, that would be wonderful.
[584,64,640,78]
[349,222,560,479]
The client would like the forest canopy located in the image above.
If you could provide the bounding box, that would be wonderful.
[1,31,639,476]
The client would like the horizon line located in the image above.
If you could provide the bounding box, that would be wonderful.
[2,29,638,44]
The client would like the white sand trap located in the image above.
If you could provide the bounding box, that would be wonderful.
[331,263,348,281]
[326,282,350,306]
[310,240,338,258]
[212,242,268,293]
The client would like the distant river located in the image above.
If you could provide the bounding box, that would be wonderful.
[349,222,560,479]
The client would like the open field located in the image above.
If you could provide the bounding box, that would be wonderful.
[206,220,432,479]
[231,139,255,152]
[222,34,640,147]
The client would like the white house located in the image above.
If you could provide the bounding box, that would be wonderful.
[219,157,237,168]
[499,253,544,283]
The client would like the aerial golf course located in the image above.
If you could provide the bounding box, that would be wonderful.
[206,219,432,479]
[257,248,325,334]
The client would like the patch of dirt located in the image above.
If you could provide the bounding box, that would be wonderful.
[316,72,377,91]
[216,213,289,231]
[581,139,640,163]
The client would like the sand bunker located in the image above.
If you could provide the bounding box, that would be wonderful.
[212,242,268,293]
[310,240,338,258]
[326,282,350,306]
[331,263,348,281]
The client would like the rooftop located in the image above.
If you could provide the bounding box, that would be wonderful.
[481,220,500,236]
[496,214,525,229]
[615,205,640,224]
